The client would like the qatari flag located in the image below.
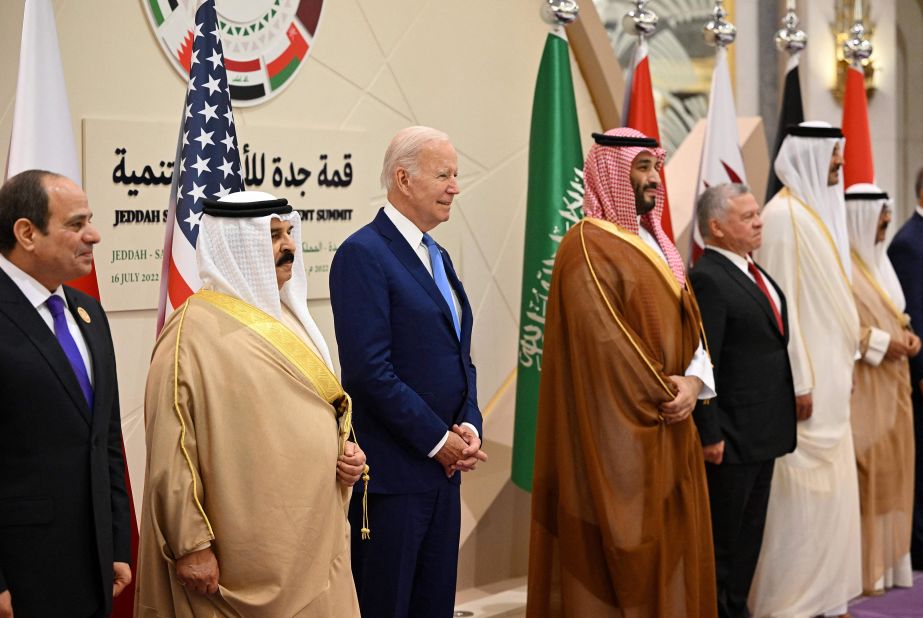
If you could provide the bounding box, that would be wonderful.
[765,54,804,202]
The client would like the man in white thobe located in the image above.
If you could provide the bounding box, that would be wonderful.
[749,122,862,618]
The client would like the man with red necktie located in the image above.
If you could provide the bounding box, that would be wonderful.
[689,183,797,618]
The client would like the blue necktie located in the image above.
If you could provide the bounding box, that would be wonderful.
[422,234,461,339]
[46,295,94,411]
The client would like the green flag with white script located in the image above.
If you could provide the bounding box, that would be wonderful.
[511,30,583,492]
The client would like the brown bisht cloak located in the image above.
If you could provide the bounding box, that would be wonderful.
[135,291,359,617]
[527,218,717,618]
[850,253,915,593]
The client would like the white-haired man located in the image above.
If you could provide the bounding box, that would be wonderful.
[330,126,486,617]
[135,191,365,617]
[750,123,862,618]
[845,183,920,594]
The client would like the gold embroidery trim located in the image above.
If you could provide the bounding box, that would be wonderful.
[783,189,851,288]
[172,299,215,541]
[579,220,675,398]
[584,217,682,299]
[195,289,371,539]
[850,251,911,328]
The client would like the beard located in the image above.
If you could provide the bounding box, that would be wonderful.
[634,183,657,215]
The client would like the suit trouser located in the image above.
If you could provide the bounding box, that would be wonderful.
[706,458,775,618]
[349,483,461,618]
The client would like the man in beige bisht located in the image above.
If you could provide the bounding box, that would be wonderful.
[845,183,921,594]
[135,191,365,617]
[749,122,862,618]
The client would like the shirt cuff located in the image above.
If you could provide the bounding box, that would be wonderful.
[461,422,479,439]
[794,387,812,397]
[685,340,716,400]
[428,431,450,458]
[862,327,890,367]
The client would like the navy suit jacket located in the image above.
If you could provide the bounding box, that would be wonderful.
[689,249,797,464]
[0,268,131,616]
[330,208,482,494]
[888,211,923,381]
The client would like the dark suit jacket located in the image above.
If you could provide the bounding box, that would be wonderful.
[0,268,130,616]
[689,249,797,464]
[888,211,923,381]
[330,208,482,494]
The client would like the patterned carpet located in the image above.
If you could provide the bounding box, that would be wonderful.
[849,571,923,617]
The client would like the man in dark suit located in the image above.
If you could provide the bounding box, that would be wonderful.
[689,183,797,618]
[330,126,486,618]
[0,170,131,617]
[888,167,923,568]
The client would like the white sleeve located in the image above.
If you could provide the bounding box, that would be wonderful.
[685,341,716,400]
[861,326,890,367]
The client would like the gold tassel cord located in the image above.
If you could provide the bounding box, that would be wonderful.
[338,394,371,540]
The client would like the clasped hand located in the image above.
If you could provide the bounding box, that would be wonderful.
[434,424,488,478]
[659,375,703,424]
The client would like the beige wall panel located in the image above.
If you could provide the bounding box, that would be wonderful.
[355,0,429,57]
[492,203,528,319]
[309,0,386,93]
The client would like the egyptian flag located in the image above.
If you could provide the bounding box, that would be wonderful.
[623,38,675,240]
[842,62,874,186]
[765,54,804,202]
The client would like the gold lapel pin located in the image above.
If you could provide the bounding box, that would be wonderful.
[77,307,92,324]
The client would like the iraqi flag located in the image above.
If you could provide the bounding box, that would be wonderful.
[6,2,138,615]
[841,62,874,186]
[765,54,804,202]
[691,46,748,263]
[622,38,674,240]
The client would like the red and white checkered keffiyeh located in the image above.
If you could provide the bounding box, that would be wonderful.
[583,127,686,286]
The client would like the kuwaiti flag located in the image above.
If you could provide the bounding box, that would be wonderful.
[157,0,244,332]
[623,37,675,240]
[765,53,804,202]
[691,46,748,263]
[842,62,874,186]
[6,2,138,615]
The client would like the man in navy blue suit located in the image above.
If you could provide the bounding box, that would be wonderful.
[330,126,486,617]
[888,167,923,568]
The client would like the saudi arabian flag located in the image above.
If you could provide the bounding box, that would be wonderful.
[511,29,583,492]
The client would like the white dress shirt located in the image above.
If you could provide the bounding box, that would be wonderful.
[382,203,478,457]
[638,224,716,399]
[0,253,94,386]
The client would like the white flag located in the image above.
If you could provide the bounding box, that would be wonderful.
[6,0,80,185]
[691,46,747,262]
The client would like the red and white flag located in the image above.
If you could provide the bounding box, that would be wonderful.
[6,0,101,297]
[6,2,137,614]
[156,0,244,332]
[691,46,748,263]
[841,63,874,186]
[623,38,675,240]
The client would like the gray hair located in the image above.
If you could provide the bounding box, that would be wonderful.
[380,126,451,191]
[696,183,750,240]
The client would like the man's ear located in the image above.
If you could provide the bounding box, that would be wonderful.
[12,218,38,252]
[708,218,723,240]
[394,168,411,195]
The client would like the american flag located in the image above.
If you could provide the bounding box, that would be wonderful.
[157,0,243,332]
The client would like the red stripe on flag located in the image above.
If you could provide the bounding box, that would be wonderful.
[842,65,874,187]
[226,57,260,72]
[167,257,196,309]
[626,55,674,241]
[267,24,308,77]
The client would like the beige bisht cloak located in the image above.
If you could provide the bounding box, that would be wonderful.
[527,219,717,618]
[135,290,360,617]
[850,253,915,592]
[750,189,862,617]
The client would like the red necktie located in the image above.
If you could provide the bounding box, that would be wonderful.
[747,261,784,335]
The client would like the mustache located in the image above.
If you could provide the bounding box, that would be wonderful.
[276,251,295,267]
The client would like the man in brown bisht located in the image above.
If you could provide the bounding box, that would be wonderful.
[527,128,717,617]
[845,183,921,594]
[135,191,366,617]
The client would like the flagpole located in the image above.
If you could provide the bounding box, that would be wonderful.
[765,2,807,203]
